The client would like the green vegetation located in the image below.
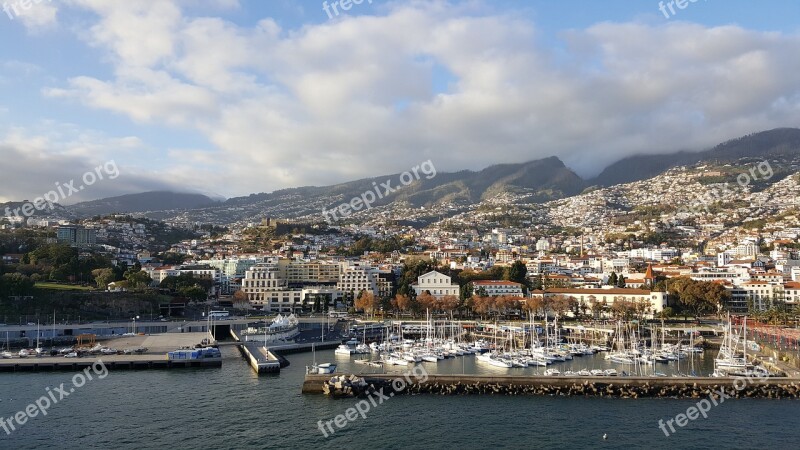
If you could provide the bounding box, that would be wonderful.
[34,282,93,291]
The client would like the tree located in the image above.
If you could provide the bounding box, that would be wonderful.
[392,294,411,315]
[531,274,543,291]
[355,290,377,317]
[124,270,152,292]
[92,268,115,290]
[505,261,528,286]
[179,285,206,302]
[416,292,436,312]
[608,272,618,287]
[233,290,250,310]
[439,295,460,313]
[617,275,626,288]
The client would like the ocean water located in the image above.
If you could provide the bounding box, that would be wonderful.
[0,347,797,449]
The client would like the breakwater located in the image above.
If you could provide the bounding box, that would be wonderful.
[303,374,800,399]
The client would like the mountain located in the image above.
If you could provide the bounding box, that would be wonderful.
[140,156,586,224]
[68,191,220,217]
[591,128,800,186]
[51,127,800,225]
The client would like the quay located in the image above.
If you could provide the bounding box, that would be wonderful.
[230,328,340,374]
[0,333,221,372]
[0,354,220,372]
[302,373,800,399]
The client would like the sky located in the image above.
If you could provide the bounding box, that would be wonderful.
[0,0,799,204]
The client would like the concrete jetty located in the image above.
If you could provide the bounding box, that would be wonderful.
[0,333,222,372]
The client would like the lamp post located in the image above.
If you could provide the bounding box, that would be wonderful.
[132,315,139,334]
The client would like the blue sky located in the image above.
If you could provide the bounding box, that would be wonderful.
[0,0,799,203]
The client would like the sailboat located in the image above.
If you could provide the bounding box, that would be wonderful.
[307,343,337,374]
[34,321,43,356]
[713,316,767,377]
[1,332,12,359]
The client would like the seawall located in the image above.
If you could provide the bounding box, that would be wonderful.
[303,374,800,399]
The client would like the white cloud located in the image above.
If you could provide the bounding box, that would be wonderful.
[35,1,800,199]
[10,0,59,32]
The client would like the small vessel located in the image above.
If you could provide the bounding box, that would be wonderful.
[307,344,337,374]
[578,369,591,376]
[544,369,560,376]
[590,369,605,376]
[604,369,618,376]
[18,349,29,358]
[2,332,12,359]
[385,354,411,366]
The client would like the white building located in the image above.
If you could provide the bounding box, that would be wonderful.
[241,263,302,313]
[471,280,524,297]
[412,270,460,299]
[337,262,379,296]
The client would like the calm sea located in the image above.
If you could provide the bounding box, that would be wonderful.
[0,347,797,449]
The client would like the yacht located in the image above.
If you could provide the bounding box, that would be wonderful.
[307,362,337,374]
[385,354,411,366]
[544,369,560,376]
[1,351,12,359]
[476,352,513,368]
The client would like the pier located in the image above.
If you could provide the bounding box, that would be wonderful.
[230,327,340,374]
[0,354,221,372]
[302,373,800,398]
[0,333,222,372]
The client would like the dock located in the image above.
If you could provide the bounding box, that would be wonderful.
[0,354,221,372]
[302,373,800,398]
[0,332,222,372]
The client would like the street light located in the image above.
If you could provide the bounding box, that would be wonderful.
[132,315,140,334]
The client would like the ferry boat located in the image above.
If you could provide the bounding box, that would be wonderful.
[241,314,300,343]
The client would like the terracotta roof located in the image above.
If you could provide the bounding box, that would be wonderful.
[534,288,653,295]
[473,280,523,286]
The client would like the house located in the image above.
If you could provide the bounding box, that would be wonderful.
[412,270,460,299]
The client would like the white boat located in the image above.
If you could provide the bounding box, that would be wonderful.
[64,352,78,358]
[2,332,11,358]
[544,369,560,376]
[590,369,605,376]
[307,362,337,374]
[334,344,355,356]
[604,369,618,376]
[18,349,29,358]
[240,313,300,343]
[476,352,513,368]
[307,343,337,374]
[420,353,440,363]
[385,354,411,366]
[578,369,591,376]
[354,359,383,367]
